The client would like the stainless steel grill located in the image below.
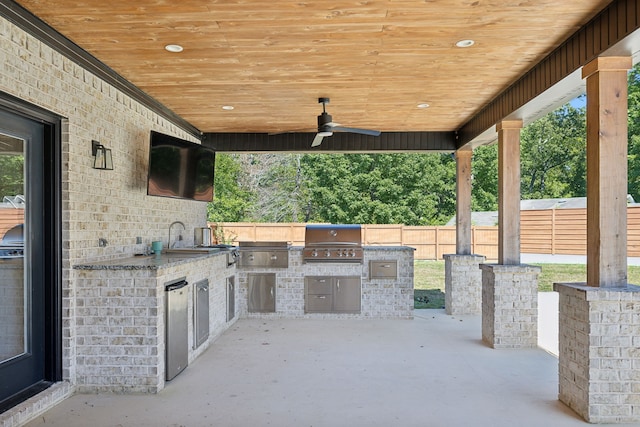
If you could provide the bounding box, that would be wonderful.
[0,223,24,259]
[302,224,363,263]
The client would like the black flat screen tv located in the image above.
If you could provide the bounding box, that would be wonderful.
[147,131,215,202]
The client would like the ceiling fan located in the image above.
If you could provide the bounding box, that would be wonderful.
[310,98,381,147]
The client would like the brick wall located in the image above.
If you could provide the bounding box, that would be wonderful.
[444,254,485,315]
[0,14,209,403]
[481,264,541,348]
[73,253,235,393]
[555,283,640,423]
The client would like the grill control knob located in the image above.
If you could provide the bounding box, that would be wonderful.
[311,250,318,257]
[324,249,331,257]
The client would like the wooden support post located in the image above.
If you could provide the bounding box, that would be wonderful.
[583,56,632,287]
[456,149,473,255]
[497,119,523,265]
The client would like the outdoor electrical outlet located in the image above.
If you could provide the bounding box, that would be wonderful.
[136,236,142,244]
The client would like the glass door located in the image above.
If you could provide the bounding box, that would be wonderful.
[0,107,56,410]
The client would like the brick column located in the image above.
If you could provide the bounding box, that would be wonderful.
[555,283,640,423]
[480,120,539,348]
[444,254,485,315]
[554,56,635,424]
[481,264,540,348]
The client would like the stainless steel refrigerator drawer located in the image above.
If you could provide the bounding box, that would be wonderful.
[165,278,189,381]
[369,260,398,279]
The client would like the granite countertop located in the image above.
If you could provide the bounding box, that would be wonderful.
[74,251,225,270]
[288,245,415,250]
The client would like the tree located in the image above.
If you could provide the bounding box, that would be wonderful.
[207,153,253,222]
[471,144,498,212]
[519,103,586,199]
[0,154,24,198]
[300,153,456,225]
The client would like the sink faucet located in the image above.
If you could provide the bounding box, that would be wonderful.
[168,221,186,248]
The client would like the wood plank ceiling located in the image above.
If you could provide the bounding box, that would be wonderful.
[12,0,618,148]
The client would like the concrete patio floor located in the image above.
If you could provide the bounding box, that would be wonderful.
[22,305,640,427]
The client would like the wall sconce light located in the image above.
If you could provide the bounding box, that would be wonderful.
[92,140,113,170]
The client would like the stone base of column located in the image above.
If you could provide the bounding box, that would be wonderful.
[444,254,485,315]
[480,264,540,348]
[554,282,640,423]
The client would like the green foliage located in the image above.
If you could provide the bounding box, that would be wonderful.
[207,154,253,222]
[0,154,24,198]
[471,144,498,211]
[520,103,586,199]
[470,101,587,212]
[300,153,456,225]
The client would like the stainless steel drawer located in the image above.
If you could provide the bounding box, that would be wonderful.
[305,293,333,312]
[305,276,333,294]
[370,260,398,279]
[239,250,288,268]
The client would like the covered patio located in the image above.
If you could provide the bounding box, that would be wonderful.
[1,0,640,425]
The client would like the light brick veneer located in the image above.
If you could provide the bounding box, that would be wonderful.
[480,264,540,348]
[554,282,640,424]
[72,253,236,393]
[0,13,210,423]
[444,254,485,315]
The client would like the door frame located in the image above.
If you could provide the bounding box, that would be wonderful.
[0,91,62,409]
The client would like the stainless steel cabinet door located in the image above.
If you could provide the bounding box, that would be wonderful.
[334,277,361,313]
[227,276,236,321]
[247,273,276,313]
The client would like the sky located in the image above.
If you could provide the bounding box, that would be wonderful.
[569,94,586,109]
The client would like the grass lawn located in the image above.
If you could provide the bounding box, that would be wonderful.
[414,260,640,309]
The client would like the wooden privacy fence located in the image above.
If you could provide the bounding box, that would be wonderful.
[215,206,640,261]
[0,208,23,239]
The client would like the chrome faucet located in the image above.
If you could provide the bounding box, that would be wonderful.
[168,221,186,248]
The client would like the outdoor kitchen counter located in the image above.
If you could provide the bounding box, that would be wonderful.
[73,251,222,270]
[237,245,415,319]
[71,250,237,394]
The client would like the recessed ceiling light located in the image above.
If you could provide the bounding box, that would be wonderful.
[164,44,184,53]
[455,39,475,48]
[417,103,430,109]
[222,105,234,110]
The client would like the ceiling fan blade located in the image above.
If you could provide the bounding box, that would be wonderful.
[311,133,325,147]
[331,125,381,136]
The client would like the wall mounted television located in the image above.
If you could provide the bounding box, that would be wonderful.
[147,131,215,202]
